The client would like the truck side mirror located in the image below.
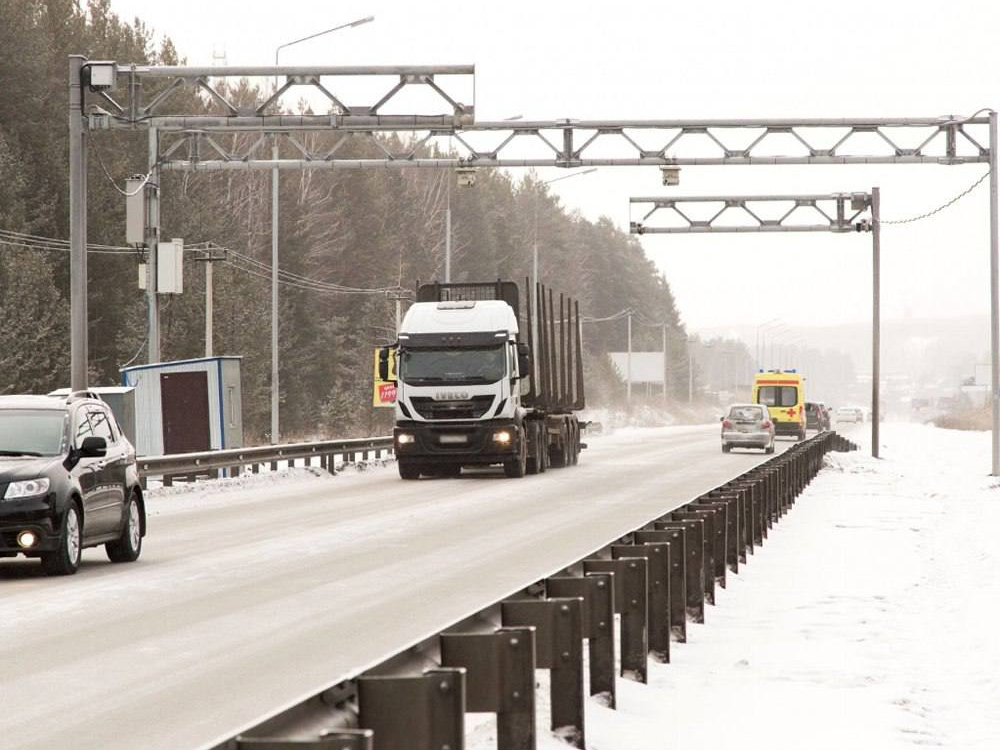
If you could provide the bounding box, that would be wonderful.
[378,347,392,382]
[516,342,532,378]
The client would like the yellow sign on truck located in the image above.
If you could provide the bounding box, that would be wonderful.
[753,370,806,441]
[372,348,397,408]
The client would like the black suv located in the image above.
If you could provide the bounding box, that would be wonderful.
[0,392,145,575]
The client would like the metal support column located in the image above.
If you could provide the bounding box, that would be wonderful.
[991,112,1000,476]
[626,312,632,406]
[445,176,452,282]
[871,187,881,459]
[271,139,279,444]
[69,55,88,389]
[662,324,668,404]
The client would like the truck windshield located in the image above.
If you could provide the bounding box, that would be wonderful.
[0,410,66,457]
[399,346,507,385]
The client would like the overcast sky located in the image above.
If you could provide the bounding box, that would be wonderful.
[107,0,999,335]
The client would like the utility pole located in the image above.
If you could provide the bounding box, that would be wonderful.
[990,111,999,476]
[662,323,668,405]
[626,311,632,407]
[146,127,161,363]
[872,187,881,458]
[68,56,87,389]
[688,340,694,404]
[194,246,227,358]
[444,177,452,282]
[270,15,374,445]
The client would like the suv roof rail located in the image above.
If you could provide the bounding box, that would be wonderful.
[65,390,104,403]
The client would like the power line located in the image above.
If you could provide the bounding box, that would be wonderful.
[881,169,991,225]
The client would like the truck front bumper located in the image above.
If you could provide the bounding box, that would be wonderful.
[394,420,520,466]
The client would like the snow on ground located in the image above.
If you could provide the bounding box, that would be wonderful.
[469,422,1000,749]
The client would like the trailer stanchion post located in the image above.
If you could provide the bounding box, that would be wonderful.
[583,557,649,683]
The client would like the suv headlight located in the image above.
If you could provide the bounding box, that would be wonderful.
[4,478,51,500]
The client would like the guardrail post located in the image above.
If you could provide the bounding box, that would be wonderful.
[357,668,465,750]
[611,542,670,663]
[678,504,726,591]
[583,557,648,683]
[633,529,686,642]
[695,498,735,583]
[669,512,713,605]
[440,627,536,750]
[501,597,585,748]
[237,731,374,749]
[547,573,616,707]
[655,519,704,623]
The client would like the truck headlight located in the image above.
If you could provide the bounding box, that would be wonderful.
[4,478,50,500]
[396,433,415,445]
[492,430,512,444]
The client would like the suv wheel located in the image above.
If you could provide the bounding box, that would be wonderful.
[107,493,143,563]
[42,504,82,576]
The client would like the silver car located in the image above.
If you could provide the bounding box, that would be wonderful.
[721,403,775,454]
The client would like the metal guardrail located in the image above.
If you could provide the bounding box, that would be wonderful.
[208,430,857,750]
[138,436,394,487]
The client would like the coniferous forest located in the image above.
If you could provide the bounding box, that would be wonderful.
[0,0,693,441]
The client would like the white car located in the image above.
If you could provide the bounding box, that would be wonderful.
[835,406,864,423]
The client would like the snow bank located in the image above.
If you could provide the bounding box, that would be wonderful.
[471,423,999,749]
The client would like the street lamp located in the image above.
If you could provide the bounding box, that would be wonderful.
[270,15,373,444]
[755,318,782,370]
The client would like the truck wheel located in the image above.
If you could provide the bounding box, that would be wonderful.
[503,444,527,478]
[398,461,421,480]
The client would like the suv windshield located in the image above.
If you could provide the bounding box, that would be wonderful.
[399,346,506,385]
[0,410,66,456]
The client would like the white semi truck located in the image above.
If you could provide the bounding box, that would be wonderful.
[379,280,585,479]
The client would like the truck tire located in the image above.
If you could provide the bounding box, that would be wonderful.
[503,442,527,478]
[398,461,421,480]
[526,423,541,475]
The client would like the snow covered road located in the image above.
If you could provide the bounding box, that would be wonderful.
[0,424,798,750]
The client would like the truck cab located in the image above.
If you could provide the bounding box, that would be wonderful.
[380,281,583,480]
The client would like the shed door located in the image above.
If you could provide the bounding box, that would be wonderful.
[160,371,211,454]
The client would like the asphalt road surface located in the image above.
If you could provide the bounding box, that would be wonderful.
[0,424,816,750]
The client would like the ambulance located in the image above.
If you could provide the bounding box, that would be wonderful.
[752,370,806,441]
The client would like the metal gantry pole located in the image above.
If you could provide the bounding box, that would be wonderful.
[688,340,694,403]
[146,128,161,363]
[662,324,668,405]
[626,312,632,407]
[445,176,452,282]
[271,138,280,444]
[871,187,881,459]
[990,111,1000,476]
[69,55,88,390]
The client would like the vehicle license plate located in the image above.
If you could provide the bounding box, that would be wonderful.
[439,434,468,444]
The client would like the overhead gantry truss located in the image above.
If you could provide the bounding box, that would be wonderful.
[81,63,990,169]
[629,193,873,234]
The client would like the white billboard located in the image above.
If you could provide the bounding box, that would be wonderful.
[609,352,666,384]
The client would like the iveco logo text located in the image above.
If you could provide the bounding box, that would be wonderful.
[433,392,470,401]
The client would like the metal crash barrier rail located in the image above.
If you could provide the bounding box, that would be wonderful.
[137,436,394,487]
[216,430,857,750]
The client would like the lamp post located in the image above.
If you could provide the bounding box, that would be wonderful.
[270,15,373,444]
[755,318,782,370]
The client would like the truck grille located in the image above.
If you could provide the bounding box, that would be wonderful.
[410,396,495,420]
